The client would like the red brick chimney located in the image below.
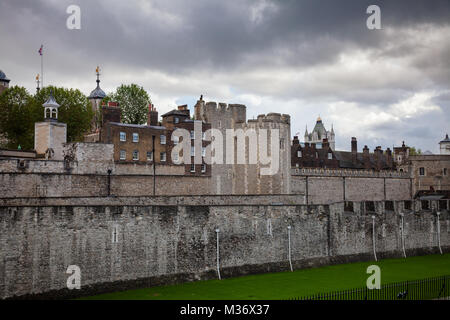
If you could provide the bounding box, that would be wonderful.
[363,145,370,169]
[147,103,158,126]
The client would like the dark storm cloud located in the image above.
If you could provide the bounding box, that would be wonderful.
[0,0,449,152]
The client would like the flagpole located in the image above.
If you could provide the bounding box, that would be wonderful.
[41,45,44,88]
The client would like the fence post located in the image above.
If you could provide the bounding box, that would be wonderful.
[372,215,378,261]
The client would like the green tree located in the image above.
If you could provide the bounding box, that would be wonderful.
[106,84,151,124]
[0,86,36,150]
[409,147,422,155]
[33,86,93,142]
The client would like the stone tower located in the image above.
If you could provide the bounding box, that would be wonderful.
[194,96,291,195]
[304,116,335,150]
[0,70,10,95]
[440,134,450,155]
[34,91,67,160]
[88,67,106,130]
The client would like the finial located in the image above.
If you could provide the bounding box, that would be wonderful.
[36,74,40,93]
[317,115,321,122]
[200,94,203,101]
[96,66,101,85]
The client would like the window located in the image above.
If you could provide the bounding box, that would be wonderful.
[174,117,179,124]
[173,136,179,145]
[132,133,139,142]
[190,130,195,139]
[119,150,126,160]
[132,150,139,161]
[316,152,318,158]
[160,135,166,145]
[201,164,206,173]
[190,164,195,172]
[419,167,425,176]
[202,147,206,157]
[202,132,205,140]
[191,146,195,157]
[160,152,166,162]
[173,152,179,162]
[280,138,285,150]
[119,132,126,142]
[444,168,448,176]
[328,152,332,160]
[146,151,153,161]
[112,225,119,244]
[297,150,302,157]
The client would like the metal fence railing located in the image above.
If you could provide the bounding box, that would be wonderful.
[291,275,450,300]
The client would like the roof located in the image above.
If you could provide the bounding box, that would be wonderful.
[108,122,166,130]
[0,70,10,82]
[88,83,106,99]
[161,110,190,117]
[440,134,450,144]
[43,92,60,108]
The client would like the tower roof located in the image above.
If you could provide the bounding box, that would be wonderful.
[88,66,106,99]
[440,134,450,144]
[43,91,60,109]
[0,70,10,83]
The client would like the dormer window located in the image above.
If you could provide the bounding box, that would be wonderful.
[174,117,179,124]
[297,150,302,157]
[328,152,332,160]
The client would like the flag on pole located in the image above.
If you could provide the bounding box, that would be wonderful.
[38,45,43,56]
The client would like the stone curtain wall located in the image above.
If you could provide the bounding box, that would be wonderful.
[291,168,412,204]
[0,197,448,299]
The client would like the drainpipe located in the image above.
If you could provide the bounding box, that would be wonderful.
[287,226,293,272]
[152,135,156,196]
[399,212,406,258]
[215,228,221,280]
[107,169,112,196]
[372,215,377,261]
[436,212,443,255]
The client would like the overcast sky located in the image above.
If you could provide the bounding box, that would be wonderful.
[1,0,449,152]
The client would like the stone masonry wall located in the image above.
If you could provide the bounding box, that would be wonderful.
[0,197,448,299]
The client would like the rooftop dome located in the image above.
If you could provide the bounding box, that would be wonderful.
[88,66,106,100]
[0,70,10,82]
[88,85,106,99]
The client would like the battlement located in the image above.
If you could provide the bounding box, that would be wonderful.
[247,113,291,125]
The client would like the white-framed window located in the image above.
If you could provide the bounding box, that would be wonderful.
[202,147,206,157]
[132,150,139,161]
[190,130,195,139]
[297,150,302,157]
[146,151,153,161]
[419,167,425,176]
[201,164,206,173]
[132,133,139,142]
[190,164,195,172]
[173,152,179,162]
[173,136,179,145]
[160,152,166,162]
[191,146,195,157]
[119,132,126,142]
[328,152,332,160]
[160,135,166,144]
[119,150,126,160]
[174,117,179,124]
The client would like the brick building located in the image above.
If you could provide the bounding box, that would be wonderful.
[100,102,211,175]
[292,136,394,171]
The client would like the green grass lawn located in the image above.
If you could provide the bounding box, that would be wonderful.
[80,253,450,300]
